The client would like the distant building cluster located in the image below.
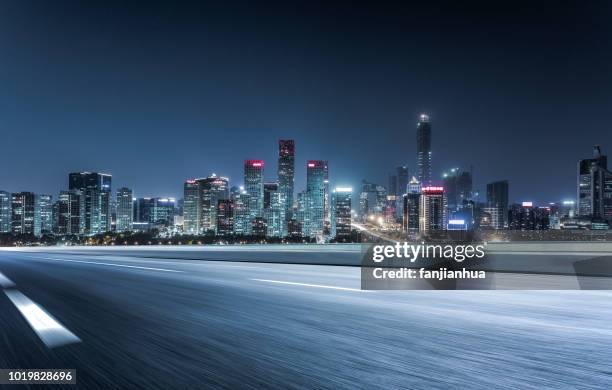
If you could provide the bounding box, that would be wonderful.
[181,141,351,241]
[0,140,353,242]
[1,116,610,243]
[359,116,611,236]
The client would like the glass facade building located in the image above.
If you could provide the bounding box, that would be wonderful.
[402,177,420,233]
[486,180,509,229]
[183,179,201,235]
[37,194,53,235]
[69,172,112,235]
[278,140,295,222]
[416,114,432,185]
[419,186,447,231]
[577,146,612,223]
[116,187,133,232]
[199,175,229,234]
[0,191,11,233]
[11,192,38,236]
[244,160,264,232]
[216,199,234,236]
[304,160,327,237]
[331,187,352,239]
[56,190,84,235]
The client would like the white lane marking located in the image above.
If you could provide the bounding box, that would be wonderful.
[251,279,365,292]
[4,290,81,348]
[36,257,183,273]
[0,271,15,288]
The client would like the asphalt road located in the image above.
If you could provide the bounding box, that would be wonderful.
[0,248,611,389]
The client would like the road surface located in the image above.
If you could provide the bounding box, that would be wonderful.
[0,247,610,389]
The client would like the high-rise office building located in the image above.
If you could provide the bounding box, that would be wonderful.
[359,181,387,220]
[134,197,176,227]
[183,179,201,235]
[417,114,432,185]
[264,182,279,209]
[11,192,38,236]
[304,160,327,237]
[508,202,550,230]
[323,162,330,229]
[69,172,112,235]
[443,168,473,212]
[0,191,11,233]
[278,140,295,222]
[296,190,308,235]
[419,186,447,231]
[56,190,84,235]
[133,198,151,224]
[395,166,409,220]
[216,199,234,236]
[287,218,301,238]
[263,182,285,237]
[402,177,420,233]
[37,194,53,235]
[199,175,229,234]
[232,190,250,235]
[116,188,133,232]
[388,174,398,198]
[251,217,267,237]
[331,187,352,240]
[486,180,509,229]
[397,166,409,196]
[244,160,264,231]
[577,146,612,222]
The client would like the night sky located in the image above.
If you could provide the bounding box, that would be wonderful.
[1,1,611,204]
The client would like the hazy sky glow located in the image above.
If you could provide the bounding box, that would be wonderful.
[1,1,611,204]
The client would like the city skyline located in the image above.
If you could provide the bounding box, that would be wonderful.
[0,131,605,205]
[1,1,610,203]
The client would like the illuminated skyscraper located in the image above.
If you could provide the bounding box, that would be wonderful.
[116,187,133,232]
[397,166,409,195]
[416,114,432,185]
[69,172,112,235]
[577,146,612,222]
[508,202,550,230]
[278,140,295,222]
[304,160,326,237]
[419,186,447,231]
[216,199,234,236]
[359,181,387,220]
[264,182,279,209]
[395,166,409,220]
[0,191,11,233]
[199,175,229,234]
[402,177,420,233]
[232,190,250,235]
[134,197,176,227]
[244,160,264,229]
[486,180,509,229]
[331,187,352,240]
[442,168,473,212]
[183,179,201,235]
[151,198,176,226]
[37,194,53,235]
[56,190,84,235]
[263,182,285,237]
[11,192,38,236]
[296,190,308,235]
